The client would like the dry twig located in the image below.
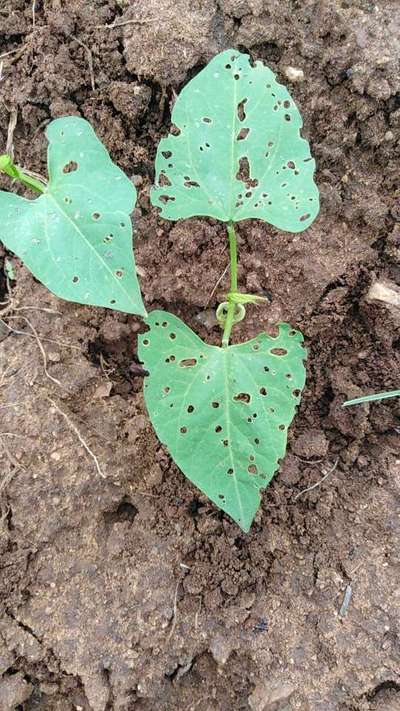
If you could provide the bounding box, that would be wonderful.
[71,35,95,91]
[294,457,339,501]
[46,396,106,479]
[3,315,63,388]
[6,108,18,157]
[206,262,230,307]
[96,19,156,30]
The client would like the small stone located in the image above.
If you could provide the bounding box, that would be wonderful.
[384,130,394,141]
[283,66,304,82]
[209,635,235,665]
[93,382,113,399]
[248,680,295,711]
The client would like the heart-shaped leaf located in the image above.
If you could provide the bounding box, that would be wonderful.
[151,48,319,232]
[139,310,307,531]
[0,116,146,316]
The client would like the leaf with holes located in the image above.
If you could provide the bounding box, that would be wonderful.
[0,116,146,316]
[139,310,307,531]
[151,48,319,232]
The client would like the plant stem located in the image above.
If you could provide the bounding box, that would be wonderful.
[222,222,238,348]
[0,155,46,194]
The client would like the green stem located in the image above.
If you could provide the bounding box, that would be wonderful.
[0,154,46,194]
[222,222,238,348]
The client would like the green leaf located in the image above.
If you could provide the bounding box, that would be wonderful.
[139,310,307,531]
[151,48,319,232]
[0,116,146,316]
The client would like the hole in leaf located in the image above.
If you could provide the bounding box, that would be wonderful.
[292,389,301,397]
[180,427,187,434]
[115,270,124,278]
[259,387,267,396]
[219,494,225,500]
[236,127,250,141]
[159,173,171,187]
[72,276,79,283]
[223,440,228,447]
[284,114,291,121]
[215,425,222,433]
[179,358,197,367]
[287,161,295,169]
[212,402,220,409]
[161,150,172,159]
[254,438,260,445]
[252,343,260,350]
[184,180,200,188]
[169,332,176,340]
[162,321,168,327]
[237,99,247,121]
[284,100,291,108]
[143,339,149,346]
[236,157,259,189]
[120,222,126,228]
[163,386,170,394]
[248,464,258,475]
[63,196,72,204]
[270,348,287,356]
[103,234,113,243]
[159,195,176,204]
[170,124,181,136]
[202,117,212,123]
[92,212,101,220]
[225,63,232,69]
[234,393,251,403]
[227,468,234,475]
[300,213,311,222]
[187,405,194,413]
[279,424,286,431]
[234,73,240,80]
[63,160,78,173]
[110,299,116,305]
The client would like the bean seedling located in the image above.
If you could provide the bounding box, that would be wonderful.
[0,49,320,532]
[139,49,319,530]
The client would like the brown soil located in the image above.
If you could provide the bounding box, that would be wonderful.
[0,1,399,710]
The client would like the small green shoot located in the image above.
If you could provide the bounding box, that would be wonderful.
[141,49,319,530]
[343,389,400,406]
[0,116,146,316]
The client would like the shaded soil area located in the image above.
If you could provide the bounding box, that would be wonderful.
[0,1,399,710]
